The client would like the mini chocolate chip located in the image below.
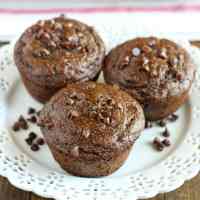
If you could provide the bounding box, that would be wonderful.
[31,144,40,152]
[33,48,50,58]
[28,116,37,124]
[50,19,55,26]
[37,20,45,27]
[36,138,45,145]
[132,48,141,57]
[28,107,36,115]
[148,39,156,47]
[68,110,79,119]
[61,41,77,50]
[71,146,79,157]
[40,48,50,57]
[159,48,167,59]
[176,73,183,81]
[19,116,28,130]
[162,139,171,147]
[29,132,37,140]
[54,22,63,30]
[36,29,45,39]
[82,129,90,138]
[12,122,20,132]
[44,32,51,40]
[111,118,118,128]
[25,138,33,146]
[119,56,130,69]
[168,113,178,122]
[153,137,164,151]
[157,120,166,127]
[169,56,178,67]
[66,98,74,105]
[145,121,152,129]
[48,41,57,48]
[70,92,84,100]
[162,128,170,137]
[142,45,152,53]
[153,137,161,145]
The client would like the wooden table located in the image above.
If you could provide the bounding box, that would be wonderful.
[1,174,200,200]
[1,41,200,200]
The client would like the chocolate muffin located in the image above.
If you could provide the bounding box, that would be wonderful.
[103,37,195,121]
[14,15,105,103]
[39,82,145,177]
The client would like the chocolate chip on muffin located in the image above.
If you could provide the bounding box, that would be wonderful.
[14,15,105,103]
[103,37,196,121]
[39,82,145,177]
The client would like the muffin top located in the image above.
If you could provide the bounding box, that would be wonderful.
[14,15,105,86]
[103,37,195,102]
[39,82,144,158]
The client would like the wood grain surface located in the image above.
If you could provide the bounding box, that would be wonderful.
[1,41,200,200]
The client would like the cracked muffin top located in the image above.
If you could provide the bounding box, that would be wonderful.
[14,15,105,87]
[39,82,145,160]
[103,37,195,102]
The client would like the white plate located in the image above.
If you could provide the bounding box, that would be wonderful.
[1,29,200,200]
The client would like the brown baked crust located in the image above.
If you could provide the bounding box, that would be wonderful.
[14,15,105,103]
[103,37,196,120]
[39,82,145,177]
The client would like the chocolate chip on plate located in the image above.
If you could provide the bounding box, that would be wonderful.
[29,132,37,140]
[31,144,40,152]
[27,115,37,123]
[25,138,33,146]
[12,122,20,132]
[36,138,45,146]
[162,139,171,147]
[28,107,36,115]
[153,137,164,151]
[162,127,170,137]
[18,115,29,130]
